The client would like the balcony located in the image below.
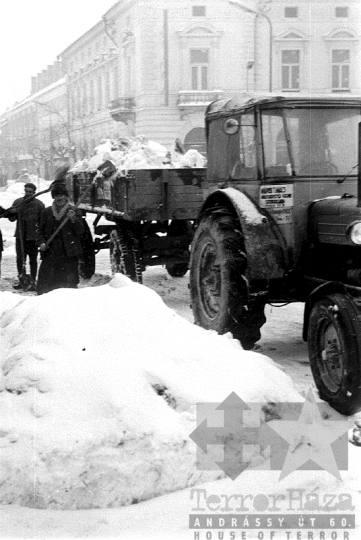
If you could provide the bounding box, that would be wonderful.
[109,97,136,123]
[177,90,224,116]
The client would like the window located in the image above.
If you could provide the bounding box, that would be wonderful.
[190,49,209,90]
[122,34,135,96]
[97,75,103,109]
[335,6,349,18]
[76,85,81,117]
[332,49,350,90]
[236,114,256,178]
[81,84,86,116]
[262,112,291,176]
[179,25,221,94]
[89,79,95,112]
[192,6,206,17]
[282,50,300,90]
[125,53,133,96]
[221,114,257,180]
[284,6,298,18]
[71,86,76,119]
[260,108,360,177]
[105,71,111,105]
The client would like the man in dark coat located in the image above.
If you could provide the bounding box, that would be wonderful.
[8,182,45,290]
[36,183,84,295]
[0,205,6,277]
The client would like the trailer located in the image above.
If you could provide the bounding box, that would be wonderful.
[66,166,207,281]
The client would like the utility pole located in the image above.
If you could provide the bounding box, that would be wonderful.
[229,0,273,92]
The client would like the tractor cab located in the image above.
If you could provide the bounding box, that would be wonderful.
[205,94,361,287]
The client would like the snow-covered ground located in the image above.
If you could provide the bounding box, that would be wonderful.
[1,182,361,539]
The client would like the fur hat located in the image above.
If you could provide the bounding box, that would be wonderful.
[51,183,69,198]
[24,182,36,192]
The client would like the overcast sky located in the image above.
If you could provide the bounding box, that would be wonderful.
[0,0,117,114]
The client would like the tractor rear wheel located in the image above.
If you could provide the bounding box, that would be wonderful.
[189,211,266,350]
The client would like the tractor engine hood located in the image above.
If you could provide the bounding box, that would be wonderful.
[309,195,361,246]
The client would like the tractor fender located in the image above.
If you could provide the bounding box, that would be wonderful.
[198,187,288,281]
[303,281,349,341]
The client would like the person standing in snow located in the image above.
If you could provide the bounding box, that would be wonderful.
[0,205,6,276]
[7,182,45,290]
[36,183,84,295]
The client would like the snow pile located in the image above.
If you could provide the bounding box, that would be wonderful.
[70,137,206,174]
[0,274,301,509]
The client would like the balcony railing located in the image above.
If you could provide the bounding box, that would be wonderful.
[109,97,136,123]
[178,90,224,109]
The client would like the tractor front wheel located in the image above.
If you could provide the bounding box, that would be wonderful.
[308,292,361,415]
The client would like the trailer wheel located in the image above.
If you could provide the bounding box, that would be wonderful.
[165,220,192,278]
[109,228,142,283]
[189,212,266,350]
[308,293,361,415]
[78,219,96,280]
[166,263,189,277]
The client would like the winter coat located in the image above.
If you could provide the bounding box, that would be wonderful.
[37,205,84,258]
[0,205,6,252]
[8,197,45,241]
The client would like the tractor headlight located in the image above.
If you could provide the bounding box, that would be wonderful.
[347,221,361,245]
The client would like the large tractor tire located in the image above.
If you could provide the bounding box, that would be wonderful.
[308,292,361,415]
[109,227,142,283]
[189,211,266,350]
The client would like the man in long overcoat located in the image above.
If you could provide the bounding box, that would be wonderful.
[36,183,84,295]
[8,182,45,289]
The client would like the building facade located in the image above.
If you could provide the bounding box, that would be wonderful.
[1,0,360,180]
[270,0,360,95]
[0,63,67,181]
[60,0,361,157]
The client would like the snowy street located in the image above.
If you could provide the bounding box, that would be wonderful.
[1,0,361,536]
[0,180,312,397]
[0,235,312,398]
[1,184,360,540]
